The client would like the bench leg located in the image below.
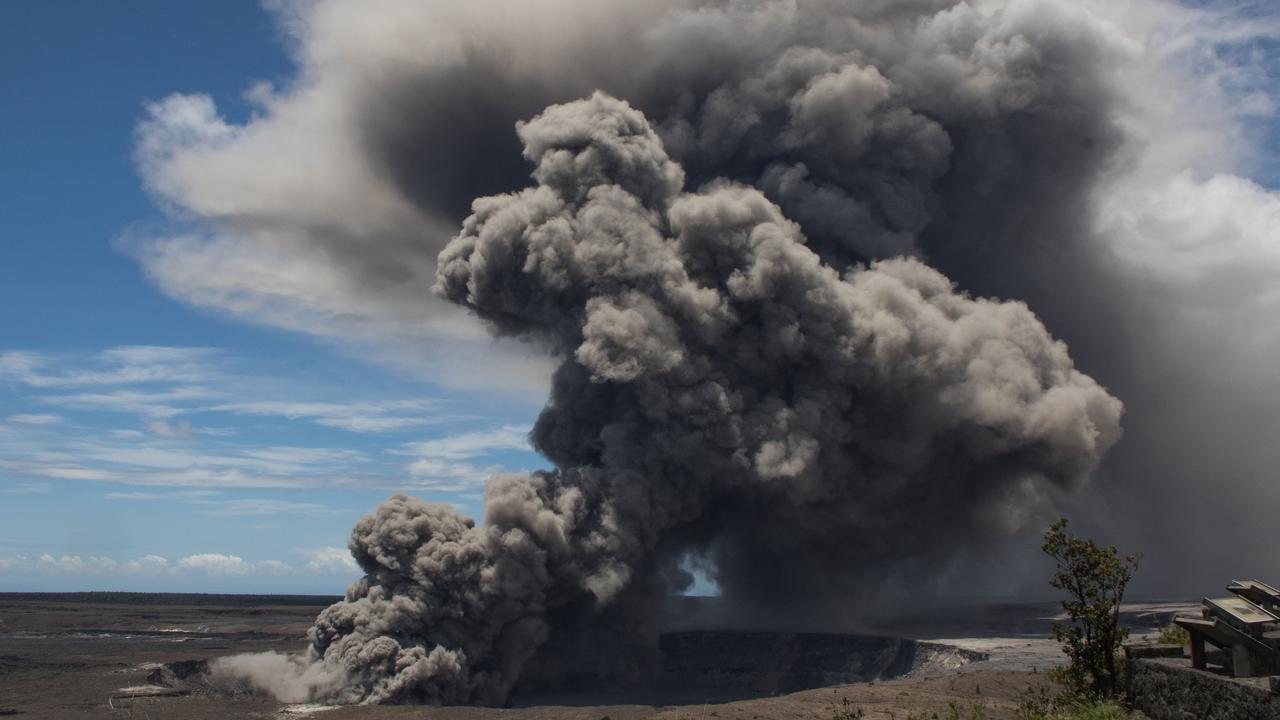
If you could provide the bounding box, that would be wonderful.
[1190,636,1206,669]
[1233,644,1253,677]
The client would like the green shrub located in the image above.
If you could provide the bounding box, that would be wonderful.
[1018,692,1138,720]
[1042,518,1139,701]
[901,700,988,720]
[1156,622,1190,646]
[1060,700,1135,720]
[827,692,865,720]
[944,700,988,720]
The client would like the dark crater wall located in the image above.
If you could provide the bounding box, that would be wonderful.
[511,630,987,706]
[172,630,987,706]
[657,631,985,695]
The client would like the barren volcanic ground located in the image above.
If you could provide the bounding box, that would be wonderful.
[0,593,1192,719]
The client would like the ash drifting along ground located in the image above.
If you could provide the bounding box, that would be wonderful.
[134,0,1280,708]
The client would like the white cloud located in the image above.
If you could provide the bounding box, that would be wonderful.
[0,550,357,577]
[402,458,503,490]
[175,553,255,575]
[104,489,338,516]
[40,386,216,418]
[3,482,52,494]
[5,461,302,489]
[3,449,364,491]
[0,426,381,490]
[83,445,264,471]
[0,346,538,494]
[239,446,366,465]
[38,554,117,573]
[109,429,147,439]
[175,553,300,576]
[7,414,63,426]
[105,489,220,501]
[143,467,309,488]
[297,547,359,574]
[214,399,444,433]
[403,425,530,461]
[123,555,170,573]
[0,347,218,388]
[400,425,533,488]
[198,498,341,517]
[147,419,194,438]
[197,426,237,437]
[128,75,554,393]
[99,346,216,367]
[0,351,49,386]
[73,442,362,478]
[1103,171,1280,302]
[256,559,294,575]
[315,415,429,433]
[32,466,119,481]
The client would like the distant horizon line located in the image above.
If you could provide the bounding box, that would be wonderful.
[0,590,1199,605]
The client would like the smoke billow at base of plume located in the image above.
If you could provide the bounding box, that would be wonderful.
[203,91,1121,706]
[207,651,352,704]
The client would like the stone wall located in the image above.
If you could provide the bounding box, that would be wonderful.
[1127,648,1280,720]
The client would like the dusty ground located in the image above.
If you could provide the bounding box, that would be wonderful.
[0,594,1190,719]
[0,593,326,719]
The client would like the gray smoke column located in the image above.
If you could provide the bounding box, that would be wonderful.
[132,0,1280,594]
[130,0,1280,704]
[300,92,1121,704]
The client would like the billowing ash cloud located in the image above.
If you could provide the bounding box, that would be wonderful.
[292,93,1120,704]
[134,0,1280,706]
[135,0,1135,390]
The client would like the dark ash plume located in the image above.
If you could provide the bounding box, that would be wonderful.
[133,0,1280,707]
[302,93,1120,704]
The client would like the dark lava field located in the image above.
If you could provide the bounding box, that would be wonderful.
[0,593,1189,719]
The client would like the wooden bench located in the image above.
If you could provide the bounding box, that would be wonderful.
[1174,591,1280,677]
[1228,579,1280,614]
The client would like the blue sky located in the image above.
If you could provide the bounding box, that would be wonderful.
[0,2,544,593]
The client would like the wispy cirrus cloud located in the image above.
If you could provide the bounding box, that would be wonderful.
[0,346,540,592]
[0,549,361,578]
[146,418,193,438]
[1,422,381,491]
[31,467,119,481]
[4,347,453,432]
[0,346,220,388]
[212,399,446,433]
[39,386,217,418]
[199,498,343,517]
[104,489,344,517]
[0,346,540,494]
[238,446,366,466]
[4,482,53,494]
[6,458,348,489]
[404,425,530,460]
[105,489,220,501]
[6,414,63,426]
[399,425,532,490]
[74,443,364,475]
